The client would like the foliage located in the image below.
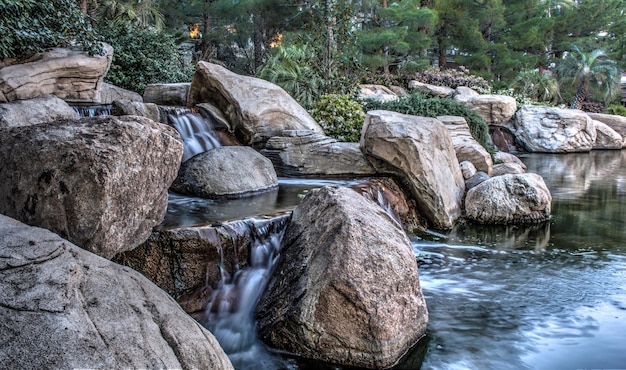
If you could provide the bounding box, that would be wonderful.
[0,0,102,60]
[605,105,626,117]
[94,0,165,30]
[97,23,194,93]
[414,66,491,91]
[510,69,560,104]
[310,94,366,142]
[361,92,494,152]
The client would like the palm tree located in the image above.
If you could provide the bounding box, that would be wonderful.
[556,45,621,110]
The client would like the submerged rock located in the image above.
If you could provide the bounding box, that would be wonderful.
[465,173,552,224]
[171,146,278,198]
[256,186,428,369]
[0,115,182,259]
[0,214,233,370]
[361,110,465,229]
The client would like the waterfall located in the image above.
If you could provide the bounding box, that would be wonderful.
[72,105,112,117]
[160,107,222,162]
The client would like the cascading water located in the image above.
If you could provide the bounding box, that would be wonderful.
[160,107,222,162]
[72,105,112,117]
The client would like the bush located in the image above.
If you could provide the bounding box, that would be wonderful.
[510,70,560,104]
[361,92,494,153]
[414,66,491,92]
[310,94,366,142]
[0,0,102,60]
[97,23,193,94]
[605,104,626,116]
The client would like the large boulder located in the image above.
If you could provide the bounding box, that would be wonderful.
[0,43,113,103]
[188,62,323,147]
[408,80,455,98]
[358,84,399,102]
[360,110,465,229]
[171,146,278,199]
[465,173,552,224]
[592,120,623,149]
[454,94,517,124]
[587,112,626,147]
[513,105,597,152]
[0,214,233,370]
[143,82,191,106]
[261,130,377,177]
[0,94,77,128]
[256,186,428,369]
[100,82,143,104]
[0,115,183,259]
[111,99,160,123]
[438,115,493,175]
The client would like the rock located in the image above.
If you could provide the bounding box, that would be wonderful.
[493,151,527,171]
[389,85,409,97]
[100,82,143,104]
[455,86,480,97]
[358,84,399,102]
[360,110,465,229]
[0,95,77,128]
[0,115,182,259]
[256,186,428,369]
[438,115,493,175]
[143,83,191,106]
[466,171,490,190]
[261,130,377,177]
[489,125,520,152]
[188,62,323,147]
[0,214,233,370]
[454,94,517,124]
[460,161,477,180]
[0,43,113,103]
[592,120,623,149]
[587,112,626,147]
[465,173,552,224]
[171,146,278,199]
[111,100,160,122]
[513,105,596,152]
[408,80,455,98]
[492,162,526,176]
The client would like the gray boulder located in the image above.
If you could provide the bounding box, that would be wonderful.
[587,112,626,147]
[111,99,160,122]
[143,82,191,106]
[592,120,623,149]
[0,115,183,259]
[454,94,517,124]
[493,151,527,171]
[460,160,478,180]
[465,173,552,224]
[171,146,278,198]
[466,171,490,190]
[0,214,233,370]
[513,105,596,152]
[361,110,465,229]
[438,115,493,175]
[0,94,77,128]
[100,82,143,104]
[358,84,399,102]
[256,186,428,369]
[188,62,323,147]
[492,162,526,176]
[261,130,377,177]
[0,43,113,103]
[408,80,455,98]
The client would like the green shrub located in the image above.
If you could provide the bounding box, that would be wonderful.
[510,69,560,104]
[414,66,491,92]
[97,23,193,94]
[605,104,626,116]
[361,92,495,153]
[310,94,366,142]
[0,0,102,60]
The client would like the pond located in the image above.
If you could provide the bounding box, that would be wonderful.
[192,150,626,369]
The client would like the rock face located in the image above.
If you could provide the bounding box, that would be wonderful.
[100,82,143,104]
[360,110,465,229]
[111,100,160,122]
[143,83,191,106]
[592,120,623,149]
[465,173,552,224]
[0,214,233,370]
[438,115,493,175]
[0,43,113,103]
[587,112,626,147]
[513,105,596,152]
[0,94,77,128]
[454,94,517,124]
[261,130,377,177]
[408,80,455,98]
[358,84,399,102]
[256,186,428,369]
[171,146,278,198]
[0,115,182,259]
[188,62,323,147]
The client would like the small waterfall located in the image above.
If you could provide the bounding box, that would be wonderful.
[203,218,290,369]
[160,107,222,162]
[72,105,112,117]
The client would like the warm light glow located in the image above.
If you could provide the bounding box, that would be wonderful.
[269,33,283,48]
[189,23,200,39]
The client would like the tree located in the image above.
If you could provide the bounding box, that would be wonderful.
[556,45,621,109]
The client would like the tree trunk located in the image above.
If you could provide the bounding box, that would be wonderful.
[570,82,588,110]
[79,0,87,14]
[253,13,264,74]
[324,0,337,79]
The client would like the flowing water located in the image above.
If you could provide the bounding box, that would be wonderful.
[186,150,626,369]
[160,107,222,162]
